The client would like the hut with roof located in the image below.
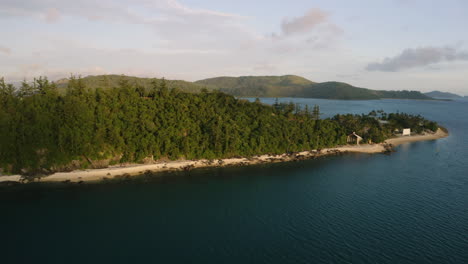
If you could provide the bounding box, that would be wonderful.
[347,132,363,145]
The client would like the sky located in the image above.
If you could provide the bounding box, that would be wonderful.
[1,0,468,95]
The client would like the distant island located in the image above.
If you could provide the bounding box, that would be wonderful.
[424,90,463,99]
[0,76,447,183]
[53,74,436,101]
[196,75,435,100]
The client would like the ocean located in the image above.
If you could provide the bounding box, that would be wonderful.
[1,98,467,263]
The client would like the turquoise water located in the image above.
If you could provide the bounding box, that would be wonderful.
[1,99,467,263]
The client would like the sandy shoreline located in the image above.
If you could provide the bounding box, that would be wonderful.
[385,128,447,146]
[0,128,448,184]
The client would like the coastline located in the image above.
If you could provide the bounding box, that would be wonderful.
[385,128,447,146]
[0,128,448,184]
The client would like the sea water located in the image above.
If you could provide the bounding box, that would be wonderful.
[1,98,467,264]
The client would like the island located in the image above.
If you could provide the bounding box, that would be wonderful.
[0,76,448,184]
[53,74,436,101]
[424,90,463,99]
[195,75,435,100]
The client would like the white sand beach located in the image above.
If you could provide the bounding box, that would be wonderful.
[385,128,448,146]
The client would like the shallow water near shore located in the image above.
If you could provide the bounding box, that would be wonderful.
[1,98,467,263]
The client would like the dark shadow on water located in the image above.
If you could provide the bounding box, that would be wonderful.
[0,153,375,201]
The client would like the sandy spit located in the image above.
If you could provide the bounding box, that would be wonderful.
[0,128,448,184]
[385,128,448,146]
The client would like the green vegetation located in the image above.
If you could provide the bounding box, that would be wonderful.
[302,82,380,100]
[55,74,206,94]
[304,82,435,100]
[196,76,434,100]
[333,110,439,144]
[0,76,439,175]
[376,90,434,100]
[52,74,434,100]
[195,75,314,97]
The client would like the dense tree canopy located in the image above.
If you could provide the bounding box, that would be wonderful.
[0,76,439,175]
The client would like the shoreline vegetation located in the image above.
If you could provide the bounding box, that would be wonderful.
[0,128,448,184]
[0,76,446,185]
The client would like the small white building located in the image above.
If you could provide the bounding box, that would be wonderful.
[402,128,411,136]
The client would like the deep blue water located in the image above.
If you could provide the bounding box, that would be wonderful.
[1,98,467,264]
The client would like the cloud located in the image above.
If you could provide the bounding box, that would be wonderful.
[0,45,11,54]
[281,8,329,36]
[268,8,343,52]
[0,0,143,22]
[0,0,255,51]
[0,0,242,26]
[156,0,243,19]
[366,46,468,72]
[0,1,348,83]
[44,8,61,23]
[0,1,341,54]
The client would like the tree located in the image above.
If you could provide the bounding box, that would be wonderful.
[136,85,146,97]
[149,78,159,98]
[159,78,169,97]
[312,105,321,120]
[0,78,15,99]
[18,79,35,97]
[304,105,310,117]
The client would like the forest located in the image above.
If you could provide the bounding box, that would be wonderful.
[0,76,439,175]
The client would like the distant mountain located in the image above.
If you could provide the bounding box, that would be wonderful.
[196,76,434,100]
[55,74,206,93]
[52,74,434,100]
[195,75,314,97]
[424,91,463,99]
[300,82,380,100]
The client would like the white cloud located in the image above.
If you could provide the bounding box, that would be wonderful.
[155,0,243,19]
[367,46,468,72]
[267,8,343,54]
[281,8,329,36]
[271,8,343,39]
[0,0,260,53]
[0,1,348,83]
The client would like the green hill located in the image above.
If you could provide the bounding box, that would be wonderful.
[196,76,433,100]
[56,74,206,93]
[376,90,434,100]
[52,74,433,100]
[195,75,314,97]
[301,82,380,100]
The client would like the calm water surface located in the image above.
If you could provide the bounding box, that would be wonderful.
[1,99,467,264]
